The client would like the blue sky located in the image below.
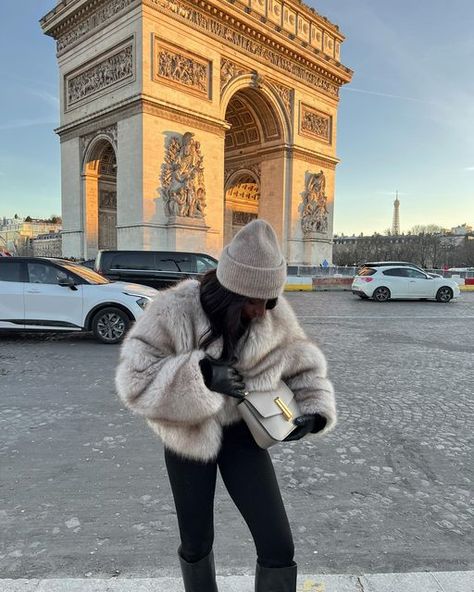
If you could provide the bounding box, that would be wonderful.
[0,0,473,235]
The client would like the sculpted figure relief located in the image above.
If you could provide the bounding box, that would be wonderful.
[161,132,206,219]
[301,171,329,234]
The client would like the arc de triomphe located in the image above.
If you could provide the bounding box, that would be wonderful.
[41,0,352,263]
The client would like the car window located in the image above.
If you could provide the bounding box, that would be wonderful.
[405,268,427,279]
[382,268,408,277]
[0,261,23,282]
[110,252,156,270]
[157,254,194,273]
[58,262,110,284]
[27,262,68,285]
[357,267,377,276]
[196,255,217,273]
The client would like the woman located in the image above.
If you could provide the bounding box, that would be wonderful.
[115,220,336,592]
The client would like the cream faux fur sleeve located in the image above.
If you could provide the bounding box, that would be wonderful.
[115,298,225,424]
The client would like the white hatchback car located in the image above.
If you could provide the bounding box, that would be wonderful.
[352,265,460,303]
[0,257,158,343]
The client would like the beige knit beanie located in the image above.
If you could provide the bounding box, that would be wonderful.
[217,219,287,299]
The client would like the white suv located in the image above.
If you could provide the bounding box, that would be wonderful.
[0,257,158,343]
[352,265,460,303]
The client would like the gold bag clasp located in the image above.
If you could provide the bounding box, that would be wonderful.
[274,397,293,421]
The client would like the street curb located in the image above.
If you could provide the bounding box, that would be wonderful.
[1,572,473,592]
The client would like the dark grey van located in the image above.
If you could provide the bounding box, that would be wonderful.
[95,250,218,290]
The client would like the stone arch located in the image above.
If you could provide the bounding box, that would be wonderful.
[82,137,117,257]
[222,79,291,244]
[220,75,291,144]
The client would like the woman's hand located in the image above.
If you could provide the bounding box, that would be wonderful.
[199,356,246,400]
[283,413,327,441]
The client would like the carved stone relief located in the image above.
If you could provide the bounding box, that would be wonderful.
[226,182,259,203]
[152,0,340,97]
[155,40,210,97]
[81,125,118,161]
[300,104,332,142]
[271,82,292,114]
[220,59,247,92]
[232,211,258,226]
[66,44,134,108]
[161,132,206,219]
[99,190,117,209]
[301,170,329,235]
[57,0,135,53]
[224,164,261,187]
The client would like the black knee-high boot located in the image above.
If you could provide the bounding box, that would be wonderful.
[178,548,219,592]
[255,562,297,592]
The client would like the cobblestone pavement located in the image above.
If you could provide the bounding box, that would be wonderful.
[1,292,473,578]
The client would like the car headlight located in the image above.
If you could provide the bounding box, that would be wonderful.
[136,297,149,310]
[123,292,152,310]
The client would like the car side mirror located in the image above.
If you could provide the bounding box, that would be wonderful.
[58,277,76,289]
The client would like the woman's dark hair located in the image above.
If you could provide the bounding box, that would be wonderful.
[199,269,248,363]
[199,270,279,362]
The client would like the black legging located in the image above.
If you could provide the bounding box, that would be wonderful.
[164,421,295,569]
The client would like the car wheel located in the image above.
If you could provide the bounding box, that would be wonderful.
[436,287,453,303]
[373,287,391,302]
[92,307,130,344]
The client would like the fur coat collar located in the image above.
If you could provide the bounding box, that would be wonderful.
[115,280,336,461]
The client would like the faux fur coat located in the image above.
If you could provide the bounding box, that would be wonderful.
[115,279,336,461]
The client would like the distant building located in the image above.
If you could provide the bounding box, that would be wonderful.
[0,218,62,255]
[391,193,401,235]
[32,232,63,258]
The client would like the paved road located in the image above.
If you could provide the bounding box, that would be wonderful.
[1,292,473,578]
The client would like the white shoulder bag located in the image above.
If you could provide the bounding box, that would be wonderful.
[237,381,300,449]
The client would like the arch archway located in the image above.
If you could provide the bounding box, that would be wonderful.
[82,139,117,257]
[223,84,288,245]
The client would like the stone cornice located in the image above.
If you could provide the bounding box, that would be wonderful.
[291,145,339,169]
[41,0,352,89]
[146,0,352,94]
[225,144,339,169]
[55,94,230,142]
[223,0,344,41]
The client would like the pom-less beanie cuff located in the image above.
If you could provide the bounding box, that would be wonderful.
[216,219,287,299]
[217,246,286,299]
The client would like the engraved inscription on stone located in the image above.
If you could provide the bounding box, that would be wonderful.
[57,0,134,53]
[300,104,331,142]
[66,44,134,108]
[232,211,258,226]
[161,132,206,219]
[301,170,329,235]
[156,40,210,97]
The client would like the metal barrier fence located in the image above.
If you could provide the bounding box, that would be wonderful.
[287,265,474,279]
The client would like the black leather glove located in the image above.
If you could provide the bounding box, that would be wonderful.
[283,413,327,441]
[199,356,246,400]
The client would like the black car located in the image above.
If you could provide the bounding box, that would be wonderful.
[94,250,218,290]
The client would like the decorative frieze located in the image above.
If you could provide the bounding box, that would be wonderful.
[226,182,260,203]
[271,82,292,115]
[151,0,341,98]
[301,171,329,235]
[66,42,134,109]
[161,132,206,219]
[57,0,136,54]
[154,38,210,98]
[221,59,247,92]
[300,103,332,143]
